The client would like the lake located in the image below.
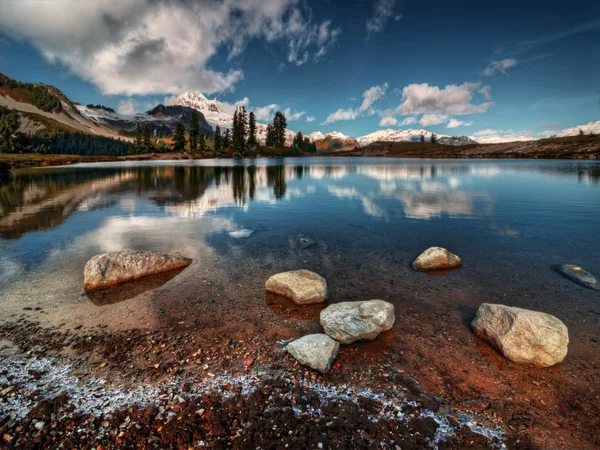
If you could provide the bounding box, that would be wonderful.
[1,157,600,447]
[1,157,599,329]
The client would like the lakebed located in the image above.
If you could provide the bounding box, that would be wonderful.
[0,158,599,448]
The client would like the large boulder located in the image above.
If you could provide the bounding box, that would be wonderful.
[471,303,569,367]
[265,270,328,305]
[320,300,395,344]
[286,334,340,373]
[84,251,192,290]
[413,247,462,271]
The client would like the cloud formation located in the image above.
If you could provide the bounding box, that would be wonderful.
[399,117,416,126]
[0,0,339,96]
[379,116,398,127]
[366,0,400,36]
[322,108,358,125]
[396,82,494,116]
[482,58,517,76]
[360,83,389,113]
[447,118,473,128]
[420,114,448,126]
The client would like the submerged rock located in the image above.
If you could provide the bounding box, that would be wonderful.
[265,270,328,305]
[560,264,598,290]
[286,334,340,373]
[298,237,316,249]
[229,229,254,239]
[471,303,569,367]
[84,251,192,290]
[413,247,462,271]
[320,300,395,344]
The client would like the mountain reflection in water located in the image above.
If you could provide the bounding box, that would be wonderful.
[2,159,598,240]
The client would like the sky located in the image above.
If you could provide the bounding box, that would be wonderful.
[0,0,599,142]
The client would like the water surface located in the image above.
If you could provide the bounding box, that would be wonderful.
[1,157,599,331]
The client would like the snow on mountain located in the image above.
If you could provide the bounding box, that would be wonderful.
[173,91,296,145]
[555,121,600,137]
[356,128,448,146]
[173,91,233,129]
[307,131,325,142]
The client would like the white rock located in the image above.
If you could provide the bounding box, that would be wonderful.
[286,334,340,373]
[83,251,191,290]
[320,300,395,344]
[471,303,569,367]
[265,270,328,305]
[229,229,254,239]
[413,247,462,271]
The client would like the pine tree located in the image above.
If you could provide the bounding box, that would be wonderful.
[247,111,257,147]
[265,124,275,147]
[420,133,425,144]
[430,133,437,144]
[232,110,239,148]
[223,129,231,148]
[142,126,152,153]
[189,111,199,151]
[272,111,287,148]
[173,122,186,152]
[214,125,222,152]
[579,128,584,136]
[239,106,247,146]
[293,132,303,149]
[198,133,206,152]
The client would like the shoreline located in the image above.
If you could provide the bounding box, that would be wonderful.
[1,133,599,171]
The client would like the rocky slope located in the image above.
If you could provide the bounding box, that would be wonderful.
[356,128,476,146]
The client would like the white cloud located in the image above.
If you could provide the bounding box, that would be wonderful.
[283,107,306,121]
[322,108,358,125]
[366,0,399,36]
[396,82,494,116]
[399,117,416,126]
[305,116,315,122]
[420,114,448,126]
[253,104,279,121]
[117,98,157,115]
[0,1,339,96]
[360,83,389,113]
[470,128,536,143]
[479,85,492,100]
[447,118,473,128]
[235,97,250,107]
[379,116,398,127]
[481,58,517,76]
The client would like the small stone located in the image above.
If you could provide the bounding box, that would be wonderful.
[286,334,340,374]
[229,229,254,239]
[34,421,45,431]
[412,247,462,271]
[320,300,395,344]
[265,270,328,305]
[0,386,15,397]
[560,264,598,289]
[245,358,254,368]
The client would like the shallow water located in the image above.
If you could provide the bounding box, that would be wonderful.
[0,157,599,330]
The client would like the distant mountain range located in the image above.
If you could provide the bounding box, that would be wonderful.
[0,73,597,149]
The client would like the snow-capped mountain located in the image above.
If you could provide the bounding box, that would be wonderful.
[173,91,296,146]
[307,131,349,142]
[356,129,447,146]
[555,121,600,137]
[76,104,212,136]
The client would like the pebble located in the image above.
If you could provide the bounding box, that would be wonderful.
[34,421,45,431]
[1,386,15,397]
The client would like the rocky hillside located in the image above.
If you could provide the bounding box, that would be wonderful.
[356,128,476,146]
[310,132,359,152]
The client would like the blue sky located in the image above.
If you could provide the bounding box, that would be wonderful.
[0,0,598,141]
